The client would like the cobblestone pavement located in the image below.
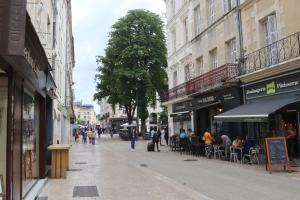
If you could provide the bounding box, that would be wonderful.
[39,134,300,200]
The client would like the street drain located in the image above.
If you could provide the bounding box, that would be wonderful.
[73,186,99,197]
[140,164,148,167]
[75,162,88,165]
[184,159,198,162]
[68,168,82,171]
[37,197,48,200]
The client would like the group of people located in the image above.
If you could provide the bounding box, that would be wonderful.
[74,128,101,145]
[149,127,169,152]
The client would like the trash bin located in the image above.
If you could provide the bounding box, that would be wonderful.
[48,144,71,178]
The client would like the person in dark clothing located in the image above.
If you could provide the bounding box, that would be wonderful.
[164,127,169,145]
[157,129,162,145]
[152,130,160,152]
[130,128,137,151]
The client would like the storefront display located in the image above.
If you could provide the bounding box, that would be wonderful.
[0,69,8,196]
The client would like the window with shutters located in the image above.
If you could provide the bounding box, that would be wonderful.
[210,48,218,70]
[184,65,191,81]
[223,0,231,13]
[208,0,215,24]
[226,38,237,63]
[171,29,176,52]
[196,56,204,75]
[263,14,278,65]
[183,17,189,43]
[173,71,178,87]
[194,5,201,35]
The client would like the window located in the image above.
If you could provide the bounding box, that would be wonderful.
[171,29,176,52]
[170,0,175,17]
[223,0,231,13]
[196,56,204,75]
[226,38,237,63]
[184,65,191,81]
[22,91,39,197]
[210,48,218,70]
[183,17,189,43]
[263,14,278,65]
[208,0,215,24]
[194,5,201,35]
[0,71,8,190]
[173,71,178,87]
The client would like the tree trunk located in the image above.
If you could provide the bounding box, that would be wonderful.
[141,118,146,137]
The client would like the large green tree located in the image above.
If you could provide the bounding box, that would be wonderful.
[94,9,168,134]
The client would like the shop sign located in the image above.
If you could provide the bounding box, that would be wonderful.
[24,48,39,73]
[192,88,240,109]
[245,73,300,100]
[173,101,192,113]
[0,0,27,56]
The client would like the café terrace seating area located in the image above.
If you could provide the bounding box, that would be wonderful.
[169,135,263,165]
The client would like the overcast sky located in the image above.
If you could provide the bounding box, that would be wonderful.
[72,0,166,114]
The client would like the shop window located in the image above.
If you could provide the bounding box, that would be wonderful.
[22,91,39,197]
[0,72,8,192]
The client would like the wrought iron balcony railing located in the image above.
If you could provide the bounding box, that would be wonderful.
[160,82,187,102]
[186,63,238,95]
[243,31,300,74]
[161,63,238,102]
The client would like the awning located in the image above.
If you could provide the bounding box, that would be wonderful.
[170,111,190,117]
[214,96,299,122]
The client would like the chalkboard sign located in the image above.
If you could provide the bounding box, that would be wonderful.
[265,137,291,173]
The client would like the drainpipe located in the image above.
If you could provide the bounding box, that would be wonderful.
[236,0,244,76]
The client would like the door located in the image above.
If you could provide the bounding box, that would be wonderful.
[265,15,278,66]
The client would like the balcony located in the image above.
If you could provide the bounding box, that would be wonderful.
[186,63,238,95]
[161,82,187,102]
[243,32,300,75]
[161,63,238,102]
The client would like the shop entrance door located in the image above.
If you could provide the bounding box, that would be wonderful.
[196,109,209,136]
[281,111,299,158]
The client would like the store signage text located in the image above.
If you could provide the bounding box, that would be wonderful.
[24,48,39,73]
[245,74,300,99]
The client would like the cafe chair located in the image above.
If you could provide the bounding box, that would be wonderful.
[230,146,239,163]
[242,147,260,164]
[213,145,225,160]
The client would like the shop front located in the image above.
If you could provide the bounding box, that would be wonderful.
[191,86,243,137]
[215,71,300,159]
[170,101,193,135]
[0,3,55,199]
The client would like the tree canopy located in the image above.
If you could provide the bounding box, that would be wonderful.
[94,9,168,127]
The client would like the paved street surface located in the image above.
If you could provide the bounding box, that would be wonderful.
[39,134,300,200]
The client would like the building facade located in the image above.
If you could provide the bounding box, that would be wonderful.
[99,98,163,133]
[163,0,242,138]
[0,0,74,199]
[216,0,300,159]
[74,102,97,127]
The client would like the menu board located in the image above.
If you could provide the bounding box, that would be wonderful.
[265,137,291,173]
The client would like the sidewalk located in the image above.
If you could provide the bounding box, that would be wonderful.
[39,134,300,200]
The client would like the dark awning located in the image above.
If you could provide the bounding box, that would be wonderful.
[214,96,300,122]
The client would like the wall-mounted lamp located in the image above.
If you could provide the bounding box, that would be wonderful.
[218,108,223,112]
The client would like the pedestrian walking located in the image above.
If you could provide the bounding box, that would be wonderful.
[164,127,169,146]
[130,128,137,151]
[161,128,165,145]
[157,128,162,145]
[203,128,214,158]
[92,129,97,145]
[83,129,87,144]
[152,128,160,152]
